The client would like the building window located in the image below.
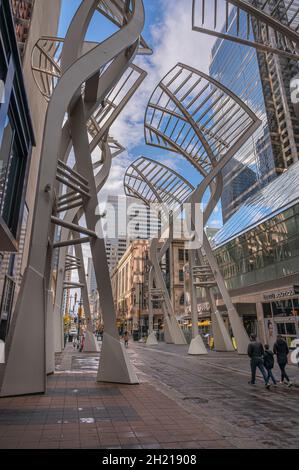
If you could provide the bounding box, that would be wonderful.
[179,293,185,306]
[0,1,34,251]
[0,110,27,237]
[178,248,188,262]
[178,249,184,261]
[179,269,184,282]
[0,275,15,341]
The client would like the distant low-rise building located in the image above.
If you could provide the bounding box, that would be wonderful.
[111,239,188,336]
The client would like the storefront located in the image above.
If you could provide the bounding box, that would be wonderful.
[0,0,34,343]
[262,286,299,348]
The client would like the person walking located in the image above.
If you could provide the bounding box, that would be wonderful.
[123,331,129,348]
[247,334,270,389]
[263,344,277,386]
[273,335,292,387]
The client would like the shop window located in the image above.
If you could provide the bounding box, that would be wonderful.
[178,249,184,261]
[285,322,296,336]
[0,275,15,341]
[0,104,28,238]
[262,302,272,318]
[272,300,293,317]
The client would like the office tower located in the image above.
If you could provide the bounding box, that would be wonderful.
[103,195,160,272]
[210,4,299,223]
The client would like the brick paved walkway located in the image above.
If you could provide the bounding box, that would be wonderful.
[0,343,234,449]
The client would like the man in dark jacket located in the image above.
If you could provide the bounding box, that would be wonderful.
[247,335,270,389]
[273,335,292,387]
[263,344,277,385]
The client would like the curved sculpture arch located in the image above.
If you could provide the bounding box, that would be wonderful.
[125,157,231,353]
[144,63,261,354]
[125,157,193,346]
[31,31,147,357]
[0,0,147,397]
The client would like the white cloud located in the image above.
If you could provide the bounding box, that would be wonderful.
[110,0,214,149]
[106,0,215,199]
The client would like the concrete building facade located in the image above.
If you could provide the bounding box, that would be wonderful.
[111,239,187,337]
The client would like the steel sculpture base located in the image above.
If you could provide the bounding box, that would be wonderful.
[203,236,249,355]
[97,333,138,384]
[150,240,187,346]
[188,335,208,355]
[164,315,186,345]
[205,287,234,352]
[0,267,46,396]
[53,298,64,353]
[83,331,99,352]
[189,251,207,355]
[211,311,235,352]
[46,290,55,375]
[0,341,4,364]
[146,332,158,346]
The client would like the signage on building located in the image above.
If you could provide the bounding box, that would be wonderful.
[197,303,210,313]
[263,286,299,301]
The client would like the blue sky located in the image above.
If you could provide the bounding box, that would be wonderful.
[57,0,222,228]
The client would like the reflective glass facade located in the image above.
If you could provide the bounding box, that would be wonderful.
[214,204,299,291]
[213,160,299,246]
[0,0,34,248]
[209,6,299,223]
[213,162,299,291]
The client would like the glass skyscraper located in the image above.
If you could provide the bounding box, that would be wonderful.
[209,5,299,223]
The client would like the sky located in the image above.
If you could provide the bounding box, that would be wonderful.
[57,0,223,230]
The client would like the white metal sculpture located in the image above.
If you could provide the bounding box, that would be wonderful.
[144,63,261,354]
[125,157,222,354]
[31,34,147,360]
[124,157,193,346]
[0,0,148,397]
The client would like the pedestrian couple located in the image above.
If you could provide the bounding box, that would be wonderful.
[247,334,292,389]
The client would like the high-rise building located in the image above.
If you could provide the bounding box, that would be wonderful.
[209,5,299,223]
[103,195,160,272]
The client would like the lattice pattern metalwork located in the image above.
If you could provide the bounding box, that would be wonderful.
[143,63,260,354]
[124,156,194,209]
[1,0,146,397]
[32,37,146,148]
[145,63,257,177]
[97,0,152,54]
[192,0,299,60]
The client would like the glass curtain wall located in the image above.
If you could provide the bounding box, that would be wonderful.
[210,7,276,223]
